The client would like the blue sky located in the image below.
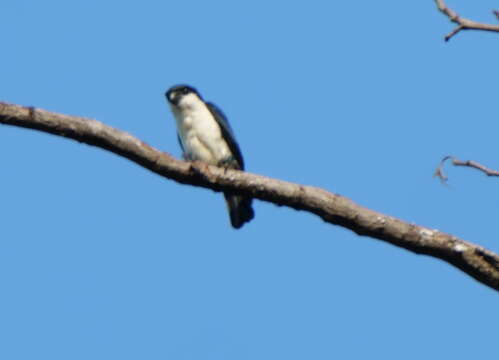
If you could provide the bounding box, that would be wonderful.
[1,0,498,359]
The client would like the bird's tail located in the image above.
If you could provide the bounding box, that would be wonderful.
[224,193,254,229]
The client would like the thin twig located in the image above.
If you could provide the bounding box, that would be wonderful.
[1,101,499,292]
[436,156,499,182]
[434,0,499,41]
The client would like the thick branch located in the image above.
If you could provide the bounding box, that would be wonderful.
[1,102,499,292]
[435,155,499,182]
[434,0,499,41]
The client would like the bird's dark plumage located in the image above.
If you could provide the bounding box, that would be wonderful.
[206,103,253,228]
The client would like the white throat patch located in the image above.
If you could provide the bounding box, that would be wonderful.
[171,94,231,164]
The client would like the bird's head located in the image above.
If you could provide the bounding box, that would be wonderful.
[165,85,201,108]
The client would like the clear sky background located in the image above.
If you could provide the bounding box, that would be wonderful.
[1,0,498,359]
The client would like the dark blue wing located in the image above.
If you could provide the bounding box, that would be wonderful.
[177,133,190,160]
[177,134,184,153]
[206,102,245,170]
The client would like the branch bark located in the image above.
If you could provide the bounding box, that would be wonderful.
[1,101,499,292]
[435,156,499,182]
[434,0,499,41]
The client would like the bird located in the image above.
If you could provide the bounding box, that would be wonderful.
[165,84,254,229]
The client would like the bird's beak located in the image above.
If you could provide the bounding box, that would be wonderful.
[166,90,179,105]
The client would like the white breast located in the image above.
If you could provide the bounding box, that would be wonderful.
[172,94,231,164]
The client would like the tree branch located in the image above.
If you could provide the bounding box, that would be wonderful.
[1,101,499,291]
[434,0,499,41]
[435,155,499,182]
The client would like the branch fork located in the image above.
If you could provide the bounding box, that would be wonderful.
[434,0,499,41]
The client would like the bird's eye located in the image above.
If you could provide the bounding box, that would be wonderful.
[182,88,190,94]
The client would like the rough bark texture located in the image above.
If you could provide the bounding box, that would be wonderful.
[1,101,499,292]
